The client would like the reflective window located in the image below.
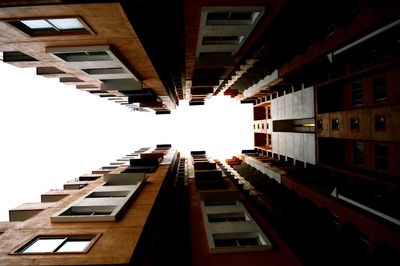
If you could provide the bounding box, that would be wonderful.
[20,236,93,253]
[10,18,88,36]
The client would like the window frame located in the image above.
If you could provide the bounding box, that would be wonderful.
[375,143,389,170]
[353,141,364,166]
[351,81,363,106]
[331,118,339,130]
[11,234,100,255]
[213,232,264,248]
[375,114,386,132]
[373,76,387,103]
[350,117,360,131]
[4,16,94,37]
[206,11,261,26]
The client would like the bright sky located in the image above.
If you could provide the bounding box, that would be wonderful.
[0,61,253,222]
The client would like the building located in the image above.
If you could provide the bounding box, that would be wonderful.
[0,0,399,265]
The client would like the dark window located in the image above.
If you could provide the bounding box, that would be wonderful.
[332,118,339,130]
[350,117,360,131]
[352,82,363,106]
[353,142,364,165]
[60,206,115,216]
[375,115,386,131]
[86,191,129,198]
[373,77,387,103]
[214,236,261,247]
[206,11,258,25]
[316,119,323,130]
[55,51,111,62]
[267,107,271,119]
[375,144,388,170]
[3,51,37,62]
[202,36,242,45]
[82,67,125,75]
[208,213,247,223]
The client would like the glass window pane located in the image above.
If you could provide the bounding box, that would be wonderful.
[48,18,85,30]
[23,238,65,253]
[57,240,91,252]
[21,20,52,29]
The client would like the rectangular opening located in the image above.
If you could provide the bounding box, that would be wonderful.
[331,118,339,130]
[213,232,264,247]
[17,235,95,254]
[375,115,386,131]
[37,67,65,75]
[208,212,248,223]
[204,201,238,206]
[82,67,125,75]
[3,51,37,62]
[86,191,130,198]
[353,141,364,166]
[9,17,90,37]
[199,51,231,57]
[352,82,363,106]
[60,77,83,83]
[55,51,111,62]
[350,117,360,131]
[375,144,388,170]
[202,36,243,45]
[373,76,387,103]
[316,119,323,130]
[79,175,101,181]
[63,183,87,190]
[60,206,116,216]
[206,11,260,25]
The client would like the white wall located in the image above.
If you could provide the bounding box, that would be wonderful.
[270,86,316,165]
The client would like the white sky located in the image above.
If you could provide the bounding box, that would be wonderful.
[0,61,253,221]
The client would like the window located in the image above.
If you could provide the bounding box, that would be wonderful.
[204,201,238,206]
[9,18,90,36]
[86,191,130,198]
[17,236,95,254]
[60,206,116,216]
[267,134,272,146]
[375,144,388,170]
[208,212,249,223]
[55,51,112,62]
[202,36,243,45]
[79,175,102,181]
[63,183,87,190]
[267,107,271,119]
[101,166,118,170]
[352,82,363,106]
[213,233,264,247]
[350,117,360,131]
[373,77,387,103]
[2,51,37,62]
[375,115,386,131]
[332,118,339,130]
[316,119,323,130]
[206,11,260,25]
[353,142,364,165]
[199,52,232,59]
[82,67,126,75]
